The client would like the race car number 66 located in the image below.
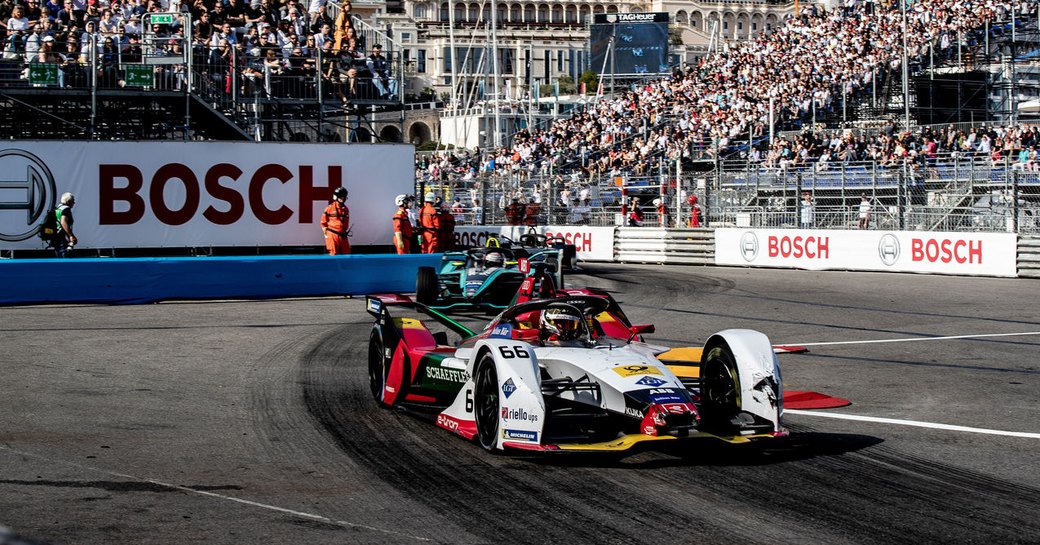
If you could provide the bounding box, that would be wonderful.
[498,345,530,359]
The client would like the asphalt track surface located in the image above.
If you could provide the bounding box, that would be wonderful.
[3,264,1040,544]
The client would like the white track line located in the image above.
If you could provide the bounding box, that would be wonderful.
[786,410,1040,439]
[789,331,1040,347]
[0,445,431,542]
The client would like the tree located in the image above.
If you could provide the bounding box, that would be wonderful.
[537,75,576,97]
[417,141,455,152]
[578,70,600,94]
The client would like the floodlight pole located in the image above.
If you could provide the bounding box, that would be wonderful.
[596,21,616,100]
[901,0,910,130]
[490,0,502,148]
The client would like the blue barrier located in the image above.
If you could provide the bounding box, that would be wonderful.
[0,254,443,305]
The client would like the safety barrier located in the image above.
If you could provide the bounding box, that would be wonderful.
[614,228,715,265]
[1018,236,1040,278]
[0,254,440,305]
[7,229,1037,307]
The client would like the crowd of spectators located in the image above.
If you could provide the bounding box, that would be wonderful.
[757,122,1040,171]
[473,0,1040,184]
[0,0,397,102]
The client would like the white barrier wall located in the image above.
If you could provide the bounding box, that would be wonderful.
[454,226,616,262]
[0,142,415,250]
[715,228,1018,277]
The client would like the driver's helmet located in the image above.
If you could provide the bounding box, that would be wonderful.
[484,251,505,268]
[540,305,583,342]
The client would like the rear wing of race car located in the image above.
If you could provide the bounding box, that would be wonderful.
[366,294,477,339]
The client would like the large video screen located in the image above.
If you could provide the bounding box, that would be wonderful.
[589,13,670,76]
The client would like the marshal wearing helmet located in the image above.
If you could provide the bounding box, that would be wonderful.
[321,187,350,255]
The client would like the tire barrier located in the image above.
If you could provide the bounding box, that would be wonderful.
[1018,236,1040,278]
[614,227,715,265]
[0,254,442,305]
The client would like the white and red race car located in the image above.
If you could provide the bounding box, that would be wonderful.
[367,272,790,453]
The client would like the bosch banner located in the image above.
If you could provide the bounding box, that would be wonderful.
[454,226,615,262]
[715,228,1017,277]
[0,141,414,250]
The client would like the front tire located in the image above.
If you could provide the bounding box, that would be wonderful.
[473,353,500,451]
[416,266,438,305]
[700,341,742,431]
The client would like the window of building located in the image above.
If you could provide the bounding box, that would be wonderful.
[557,49,563,72]
[499,48,514,75]
[418,49,426,73]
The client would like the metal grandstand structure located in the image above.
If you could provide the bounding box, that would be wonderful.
[0,1,403,142]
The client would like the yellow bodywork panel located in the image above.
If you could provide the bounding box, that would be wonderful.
[394,317,425,329]
[555,431,777,451]
[657,347,702,362]
[657,347,702,379]
[557,434,677,451]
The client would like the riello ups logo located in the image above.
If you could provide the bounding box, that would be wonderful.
[0,149,58,242]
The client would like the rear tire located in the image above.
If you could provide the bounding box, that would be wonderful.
[700,342,741,431]
[368,331,389,407]
[473,353,500,451]
[416,266,437,305]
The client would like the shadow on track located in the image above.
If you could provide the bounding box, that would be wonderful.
[525,430,883,470]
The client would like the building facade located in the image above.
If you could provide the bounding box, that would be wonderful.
[358,0,805,145]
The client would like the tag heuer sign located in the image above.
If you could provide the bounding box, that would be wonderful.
[124,64,153,87]
[28,63,58,86]
[151,13,176,24]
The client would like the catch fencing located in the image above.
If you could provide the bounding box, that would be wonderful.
[431,151,1040,236]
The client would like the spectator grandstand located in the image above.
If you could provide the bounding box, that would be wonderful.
[0,0,400,140]
[470,0,1040,180]
[410,1,1040,233]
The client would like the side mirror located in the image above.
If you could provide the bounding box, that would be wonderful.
[630,324,655,335]
[627,324,655,343]
[517,257,531,274]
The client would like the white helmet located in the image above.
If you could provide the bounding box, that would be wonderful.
[395,194,407,206]
[424,191,436,203]
[540,304,584,342]
[484,251,505,268]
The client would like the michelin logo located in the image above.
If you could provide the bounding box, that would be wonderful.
[503,429,538,442]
